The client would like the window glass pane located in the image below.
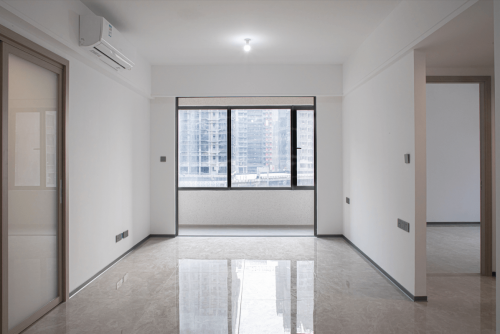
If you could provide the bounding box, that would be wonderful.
[231,109,290,187]
[178,110,227,187]
[297,110,314,186]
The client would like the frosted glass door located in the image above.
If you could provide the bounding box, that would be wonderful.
[7,53,59,330]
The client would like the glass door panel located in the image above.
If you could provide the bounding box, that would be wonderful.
[7,53,59,330]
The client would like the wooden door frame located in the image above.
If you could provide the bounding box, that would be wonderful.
[0,24,69,334]
[426,76,493,276]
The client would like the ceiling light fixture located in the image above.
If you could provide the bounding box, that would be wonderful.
[243,38,251,52]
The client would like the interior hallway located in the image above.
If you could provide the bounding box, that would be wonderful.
[23,233,495,334]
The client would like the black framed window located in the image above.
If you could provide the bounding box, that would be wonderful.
[178,109,228,187]
[231,109,291,187]
[177,104,315,190]
[296,110,315,186]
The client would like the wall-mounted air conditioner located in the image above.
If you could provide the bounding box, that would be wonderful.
[79,14,135,71]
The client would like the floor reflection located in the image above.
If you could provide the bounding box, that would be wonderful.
[179,260,229,333]
[297,261,314,334]
[21,237,496,334]
[179,259,314,334]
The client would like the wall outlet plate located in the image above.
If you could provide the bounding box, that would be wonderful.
[116,234,122,242]
[398,219,410,233]
[123,273,129,283]
[346,197,350,204]
[160,156,166,162]
[123,230,129,238]
[116,278,123,290]
[404,154,410,164]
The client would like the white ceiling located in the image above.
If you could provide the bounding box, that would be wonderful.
[416,0,493,68]
[81,0,400,66]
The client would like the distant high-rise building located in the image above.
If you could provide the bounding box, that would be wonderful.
[231,109,291,187]
[178,110,227,187]
[180,109,304,187]
[297,110,314,186]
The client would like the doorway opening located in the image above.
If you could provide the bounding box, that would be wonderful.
[426,77,492,277]
[0,26,69,334]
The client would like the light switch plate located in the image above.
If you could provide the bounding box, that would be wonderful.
[397,219,410,232]
[116,234,122,242]
[346,197,350,204]
[123,230,129,238]
[160,156,166,162]
[123,273,129,283]
[404,154,410,164]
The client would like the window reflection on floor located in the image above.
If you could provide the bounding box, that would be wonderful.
[297,261,314,334]
[236,260,291,334]
[179,259,314,334]
[179,260,229,333]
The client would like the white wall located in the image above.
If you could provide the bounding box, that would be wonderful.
[150,97,176,235]
[341,0,480,298]
[0,0,151,98]
[343,51,426,296]
[179,191,314,226]
[343,0,478,95]
[427,83,480,222]
[317,96,343,235]
[0,1,152,291]
[152,64,342,97]
[150,66,343,235]
[69,61,150,291]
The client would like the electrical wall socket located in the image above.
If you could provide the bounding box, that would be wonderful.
[346,197,350,204]
[116,278,123,290]
[123,273,129,283]
[116,230,129,242]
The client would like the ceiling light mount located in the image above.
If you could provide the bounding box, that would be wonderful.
[244,38,251,52]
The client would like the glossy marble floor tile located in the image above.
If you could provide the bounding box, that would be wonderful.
[23,234,495,334]
[427,225,480,274]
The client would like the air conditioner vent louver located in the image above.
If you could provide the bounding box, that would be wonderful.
[93,47,126,69]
